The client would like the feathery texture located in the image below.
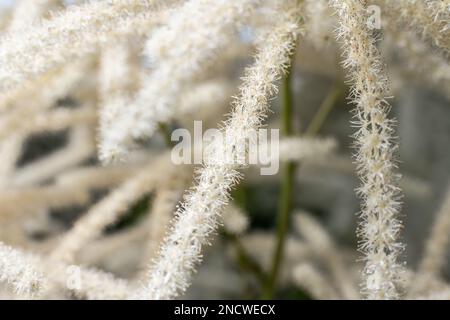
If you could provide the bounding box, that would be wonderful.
[0,0,167,92]
[0,242,132,299]
[97,42,140,163]
[100,0,261,163]
[384,0,450,55]
[0,0,448,302]
[329,0,404,299]
[133,2,301,300]
[0,242,46,297]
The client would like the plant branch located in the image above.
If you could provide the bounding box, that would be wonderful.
[305,82,343,136]
[263,59,296,299]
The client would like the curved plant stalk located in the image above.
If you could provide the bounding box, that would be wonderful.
[329,0,404,300]
[133,2,302,300]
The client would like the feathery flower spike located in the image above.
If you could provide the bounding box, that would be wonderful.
[133,1,302,300]
[329,0,404,299]
[101,0,261,163]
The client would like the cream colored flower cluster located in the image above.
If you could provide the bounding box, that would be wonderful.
[330,0,404,299]
[0,0,449,301]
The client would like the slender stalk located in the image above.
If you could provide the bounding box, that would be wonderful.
[305,82,343,136]
[158,123,175,148]
[262,76,342,299]
[134,9,301,299]
[223,231,267,284]
[262,62,296,299]
[280,69,295,137]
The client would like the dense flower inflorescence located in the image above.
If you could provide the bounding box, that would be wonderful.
[0,0,166,92]
[133,2,302,299]
[100,0,262,163]
[329,0,404,299]
[0,0,449,301]
[0,242,45,297]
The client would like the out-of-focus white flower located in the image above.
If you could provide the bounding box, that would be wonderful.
[102,0,261,163]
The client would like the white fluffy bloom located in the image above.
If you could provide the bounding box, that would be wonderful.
[0,242,46,297]
[133,2,301,300]
[0,242,132,299]
[384,0,450,54]
[98,42,140,163]
[329,0,404,299]
[0,0,165,92]
[102,0,261,162]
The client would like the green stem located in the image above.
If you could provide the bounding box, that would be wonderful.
[262,64,296,299]
[280,71,294,137]
[223,231,267,285]
[305,82,343,136]
[261,77,343,298]
[158,122,174,148]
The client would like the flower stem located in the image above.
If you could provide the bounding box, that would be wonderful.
[223,230,267,285]
[305,82,343,136]
[262,62,296,299]
[158,123,174,148]
[261,76,342,298]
